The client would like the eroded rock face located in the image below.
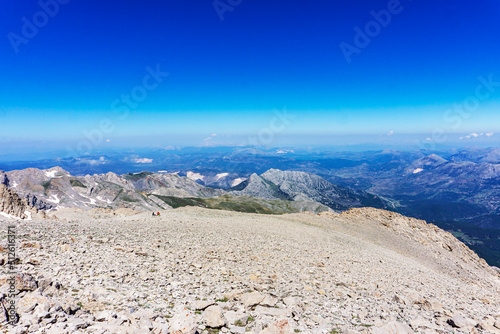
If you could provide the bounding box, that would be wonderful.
[0,184,28,219]
[24,194,54,211]
[0,172,8,187]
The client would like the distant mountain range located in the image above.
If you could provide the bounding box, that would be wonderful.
[1,146,499,266]
[230,169,391,211]
[0,167,390,217]
[320,150,500,229]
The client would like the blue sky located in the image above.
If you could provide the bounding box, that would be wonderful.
[1,0,500,154]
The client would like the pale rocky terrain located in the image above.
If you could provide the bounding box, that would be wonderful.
[1,207,500,334]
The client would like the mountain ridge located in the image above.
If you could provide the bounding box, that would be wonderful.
[0,167,389,217]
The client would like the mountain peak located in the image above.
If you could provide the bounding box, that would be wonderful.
[235,169,391,212]
[425,153,447,163]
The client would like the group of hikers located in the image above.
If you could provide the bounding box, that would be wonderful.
[152,212,161,216]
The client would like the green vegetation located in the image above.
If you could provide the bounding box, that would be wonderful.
[151,194,299,215]
[434,220,500,267]
[120,194,139,202]
[153,195,207,209]
[215,297,228,303]
[123,172,154,180]
[113,189,124,202]
[70,179,86,188]
[207,329,220,334]
[41,180,51,193]
[451,231,483,245]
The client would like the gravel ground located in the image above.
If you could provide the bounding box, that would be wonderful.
[1,207,499,333]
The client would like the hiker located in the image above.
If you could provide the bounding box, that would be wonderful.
[157,212,160,216]
[152,212,156,216]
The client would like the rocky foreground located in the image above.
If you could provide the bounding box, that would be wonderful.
[1,207,500,334]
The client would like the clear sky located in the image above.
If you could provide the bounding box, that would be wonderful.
[1,0,500,154]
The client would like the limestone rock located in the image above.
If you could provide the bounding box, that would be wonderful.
[260,295,278,307]
[371,321,414,334]
[203,305,226,328]
[447,315,476,329]
[224,310,248,326]
[0,183,29,219]
[17,293,51,314]
[254,306,292,317]
[169,310,197,334]
[240,292,265,308]
[15,274,38,292]
[258,319,292,334]
[195,300,215,310]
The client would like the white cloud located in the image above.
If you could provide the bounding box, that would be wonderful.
[135,158,153,163]
[387,130,394,136]
[461,132,493,140]
[211,133,217,137]
[76,158,106,166]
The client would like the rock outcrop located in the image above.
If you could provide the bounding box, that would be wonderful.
[0,184,29,219]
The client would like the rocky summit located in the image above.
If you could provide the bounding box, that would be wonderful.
[1,207,499,333]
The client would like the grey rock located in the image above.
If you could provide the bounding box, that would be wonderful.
[240,292,265,308]
[371,321,414,334]
[195,300,215,310]
[204,305,226,328]
[229,326,246,334]
[224,311,248,326]
[169,310,197,334]
[447,315,476,328]
[254,306,292,317]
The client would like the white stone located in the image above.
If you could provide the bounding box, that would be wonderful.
[240,292,265,308]
[204,305,226,328]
